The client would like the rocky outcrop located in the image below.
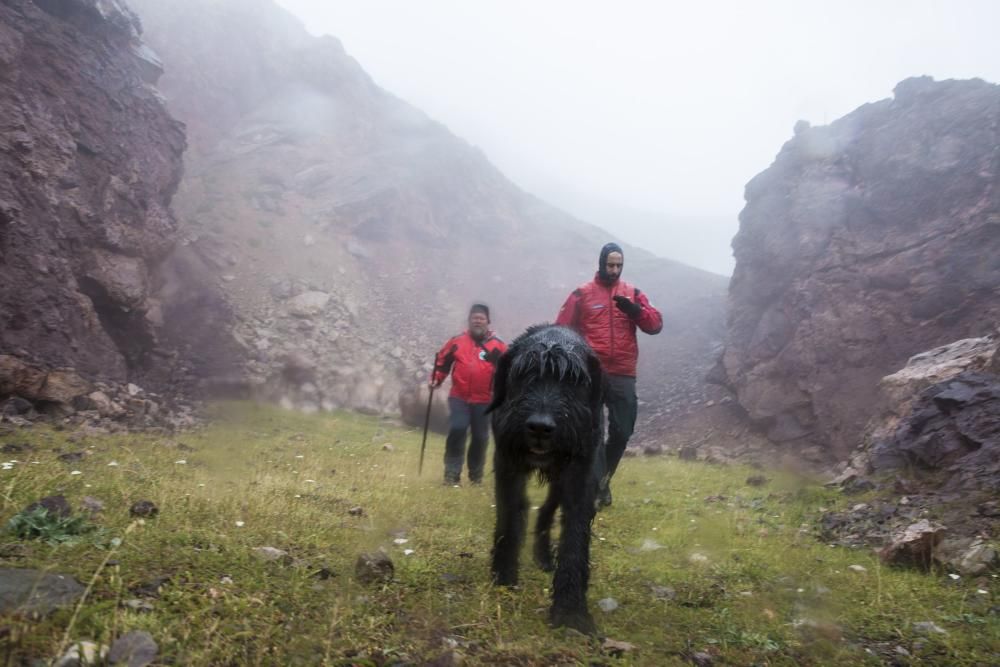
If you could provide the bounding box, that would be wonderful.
[130,0,728,426]
[721,77,1000,459]
[823,335,1000,573]
[0,0,185,384]
[845,334,1000,495]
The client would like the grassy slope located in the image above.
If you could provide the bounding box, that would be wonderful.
[0,403,996,666]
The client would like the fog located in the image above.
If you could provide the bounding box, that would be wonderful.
[274,0,1000,274]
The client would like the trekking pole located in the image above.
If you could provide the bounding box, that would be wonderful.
[418,385,435,476]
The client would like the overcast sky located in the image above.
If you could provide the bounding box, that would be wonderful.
[275,0,1000,274]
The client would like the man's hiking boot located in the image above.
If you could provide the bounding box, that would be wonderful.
[444,472,461,486]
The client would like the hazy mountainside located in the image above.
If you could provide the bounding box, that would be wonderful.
[0,0,216,425]
[130,0,728,428]
[720,77,1000,460]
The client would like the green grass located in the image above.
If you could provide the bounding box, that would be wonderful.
[0,402,996,665]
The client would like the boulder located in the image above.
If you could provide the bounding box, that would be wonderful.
[878,520,946,570]
[864,336,1000,484]
[398,384,450,435]
[880,335,1000,404]
[37,370,92,405]
[0,355,46,398]
[935,538,998,576]
[286,291,330,318]
[0,568,85,617]
[86,249,149,310]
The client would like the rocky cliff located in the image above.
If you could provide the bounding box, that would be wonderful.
[0,0,197,419]
[720,77,1000,460]
[130,0,729,433]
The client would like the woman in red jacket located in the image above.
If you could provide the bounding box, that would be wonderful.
[430,304,507,485]
[556,243,662,507]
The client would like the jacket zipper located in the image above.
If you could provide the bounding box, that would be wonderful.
[608,284,615,369]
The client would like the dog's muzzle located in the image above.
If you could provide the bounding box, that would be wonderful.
[525,413,557,458]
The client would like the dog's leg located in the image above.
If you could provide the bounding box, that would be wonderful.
[549,457,597,635]
[533,479,559,572]
[491,462,527,586]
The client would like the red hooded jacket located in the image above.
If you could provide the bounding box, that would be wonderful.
[431,330,508,404]
[555,275,662,377]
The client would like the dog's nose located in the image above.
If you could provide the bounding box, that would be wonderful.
[526,414,556,438]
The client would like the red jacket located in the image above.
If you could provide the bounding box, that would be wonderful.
[431,330,508,404]
[555,275,662,377]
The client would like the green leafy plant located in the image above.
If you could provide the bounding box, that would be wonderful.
[6,506,97,545]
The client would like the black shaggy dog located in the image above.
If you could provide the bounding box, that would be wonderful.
[488,324,603,634]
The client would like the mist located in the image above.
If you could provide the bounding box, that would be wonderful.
[274,0,1000,274]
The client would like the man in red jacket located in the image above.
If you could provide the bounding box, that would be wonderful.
[555,243,662,507]
[430,304,508,486]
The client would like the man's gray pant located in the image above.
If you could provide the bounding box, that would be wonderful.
[593,374,638,491]
[444,397,490,483]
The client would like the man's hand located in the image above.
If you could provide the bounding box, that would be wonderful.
[429,379,441,389]
[484,348,502,365]
[613,295,641,319]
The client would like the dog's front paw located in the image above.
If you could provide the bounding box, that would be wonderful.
[491,569,519,587]
[549,606,597,635]
[533,541,555,572]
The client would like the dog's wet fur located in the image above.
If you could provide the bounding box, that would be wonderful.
[488,324,603,634]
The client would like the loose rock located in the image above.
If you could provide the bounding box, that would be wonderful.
[649,584,676,601]
[913,621,948,635]
[252,546,289,563]
[678,445,699,461]
[878,520,946,569]
[129,500,159,518]
[355,551,394,585]
[602,638,636,655]
[0,568,85,617]
[24,495,72,518]
[122,599,154,613]
[108,630,158,667]
[597,597,619,612]
[54,641,108,667]
[80,496,105,514]
[690,651,714,667]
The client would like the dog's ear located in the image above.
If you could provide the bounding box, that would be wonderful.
[486,350,512,413]
[587,353,604,411]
